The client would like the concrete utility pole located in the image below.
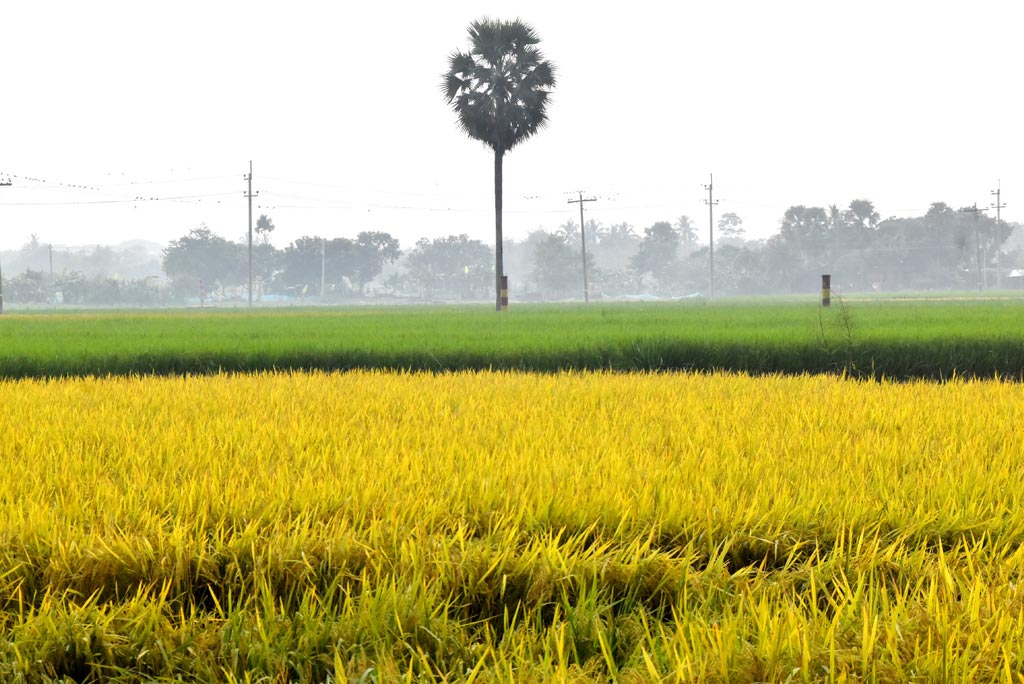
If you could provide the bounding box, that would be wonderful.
[0,177,11,314]
[321,236,327,299]
[991,182,1007,290]
[703,174,719,299]
[961,203,988,291]
[244,161,258,307]
[567,191,597,303]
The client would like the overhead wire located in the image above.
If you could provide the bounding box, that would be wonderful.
[0,170,241,207]
[1,168,716,222]
[0,192,241,207]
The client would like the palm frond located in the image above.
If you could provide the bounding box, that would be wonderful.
[448,52,476,77]
[503,19,541,50]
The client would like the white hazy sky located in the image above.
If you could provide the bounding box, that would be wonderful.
[1,0,1021,252]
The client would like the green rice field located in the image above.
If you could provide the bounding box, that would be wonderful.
[1,297,1023,379]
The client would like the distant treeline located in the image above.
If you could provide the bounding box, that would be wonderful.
[1,201,1021,306]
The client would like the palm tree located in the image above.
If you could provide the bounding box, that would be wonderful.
[443,18,556,311]
[254,214,275,245]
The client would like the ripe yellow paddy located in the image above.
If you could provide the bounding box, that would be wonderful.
[3,371,1024,682]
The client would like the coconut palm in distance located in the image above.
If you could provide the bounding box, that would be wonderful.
[443,18,556,311]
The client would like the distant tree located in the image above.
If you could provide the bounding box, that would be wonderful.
[600,222,639,246]
[592,222,640,278]
[844,199,880,233]
[530,232,593,299]
[820,199,879,281]
[779,206,829,244]
[676,215,698,252]
[253,242,280,297]
[779,205,831,266]
[380,271,407,297]
[162,225,245,295]
[717,212,745,240]
[5,269,46,303]
[828,204,844,232]
[838,199,880,252]
[503,230,550,289]
[926,201,955,221]
[277,236,316,294]
[555,219,580,244]
[16,234,48,272]
[88,245,117,278]
[924,202,976,280]
[585,219,607,245]
[687,243,760,295]
[352,231,401,293]
[254,214,276,245]
[631,221,681,291]
[405,234,493,299]
[443,18,556,310]
[276,233,399,297]
[326,238,359,294]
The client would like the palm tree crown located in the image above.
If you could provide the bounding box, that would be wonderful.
[443,19,556,154]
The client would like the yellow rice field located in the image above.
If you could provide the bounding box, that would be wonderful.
[3,370,1024,682]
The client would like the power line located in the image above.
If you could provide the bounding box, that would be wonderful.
[0,171,241,209]
[3,170,237,188]
[0,169,696,217]
[257,194,569,214]
[0,191,238,207]
[261,175,480,200]
[1,173,101,191]
[89,174,237,187]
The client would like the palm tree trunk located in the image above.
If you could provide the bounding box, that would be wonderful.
[494,147,504,311]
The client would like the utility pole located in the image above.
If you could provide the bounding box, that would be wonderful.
[703,174,719,299]
[991,181,1007,290]
[567,191,597,302]
[244,161,257,307]
[321,236,327,300]
[49,244,54,307]
[961,203,988,291]
[0,177,10,314]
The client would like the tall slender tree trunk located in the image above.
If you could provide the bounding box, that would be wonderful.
[494,147,504,311]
